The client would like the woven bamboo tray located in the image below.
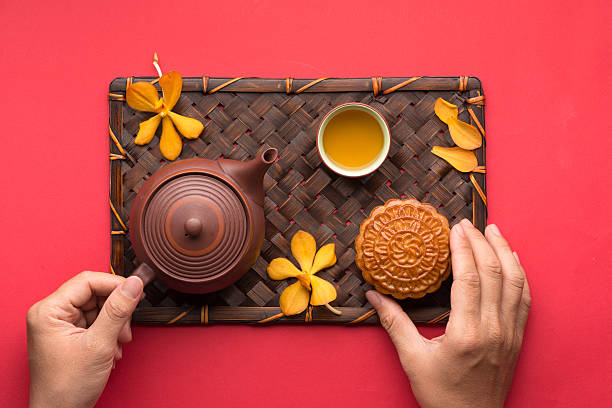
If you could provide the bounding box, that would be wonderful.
[109,76,486,325]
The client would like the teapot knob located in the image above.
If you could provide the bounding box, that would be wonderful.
[184,217,203,237]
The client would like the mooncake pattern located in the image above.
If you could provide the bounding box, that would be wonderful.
[355,199,451,299]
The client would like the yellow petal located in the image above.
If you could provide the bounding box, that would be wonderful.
[126,81,161,112]
[297,273,311,290]
[310,243,336,275]
[134,114,161,145]
[291,230,316,273]
[160,116,182,160]
[447,117,482,150]
[159,71,182,110]
[309,275,337,306]
[431,146,478,172]
[434,97,458,124]
[168,111,204,139]
[279,282,310,316]
[267,258,301,280]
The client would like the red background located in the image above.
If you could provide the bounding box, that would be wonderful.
[1,0,611,407]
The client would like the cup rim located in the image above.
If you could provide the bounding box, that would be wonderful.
[317,102,391,178]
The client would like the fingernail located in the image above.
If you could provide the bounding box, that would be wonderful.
[460,218,473,228]
[452,223,464,237]
[488,224,501,236]
[121,276,143,299]
[513,251,521,264]
[366,290,382,307]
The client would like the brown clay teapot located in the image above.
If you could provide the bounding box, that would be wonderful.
[129,148,278,294]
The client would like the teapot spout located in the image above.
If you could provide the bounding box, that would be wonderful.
[219,148,278,207]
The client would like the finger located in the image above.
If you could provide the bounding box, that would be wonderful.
[89,276,143,342]
[55,271,125,308]
[76,314,87,329]
[97,296,108,310]
[447,222,481,334]
[117,320,133,343]
[485,225,524,331]
[366,291,425,359]
[460,219,502,317]
[84,309,99,327]
[515,254,531,335]
[81,295,98,312]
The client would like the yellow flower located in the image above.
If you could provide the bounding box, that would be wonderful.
[267,231,338,316]
[126,71,204,160]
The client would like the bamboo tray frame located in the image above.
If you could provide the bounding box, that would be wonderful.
[109,76,486,325]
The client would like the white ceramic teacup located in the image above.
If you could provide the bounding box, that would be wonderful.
[317,102,391,178]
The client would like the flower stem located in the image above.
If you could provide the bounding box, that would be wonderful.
[324,303,342,315]
[153,52,162,77]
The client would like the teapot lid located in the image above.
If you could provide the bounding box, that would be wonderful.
[140,172,250,281]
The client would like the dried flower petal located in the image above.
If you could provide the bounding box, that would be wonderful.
[291,230,316,273]
[126,81,161,112]
[160,116,182,160]
[310,243,336,275]
[168,111,204,139]
[134,114,161,145]
[431,146,478,172]
[279,281,310,315]
[434,98,458,124]
[159,71,182,110]
[448,117,482,150]
[309,275,337,306]
[267,258,301,280]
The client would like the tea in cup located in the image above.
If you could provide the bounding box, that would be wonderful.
[317,103,390,177]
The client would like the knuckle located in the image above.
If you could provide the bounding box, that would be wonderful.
[26,302,41,326]
[522,292,532,309]
[456,332,481,354]
[505,273,525,292]
[77,270,96,281]
[483,258,502,276]
[455,273,480,290]
[486,324,505,348]
[487,353,504,367]
[518,302,531,321]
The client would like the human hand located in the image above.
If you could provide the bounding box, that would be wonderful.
[366,219,531,408]
[27,271,144,408]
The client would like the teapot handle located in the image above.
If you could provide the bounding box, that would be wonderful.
[131,263,156,287]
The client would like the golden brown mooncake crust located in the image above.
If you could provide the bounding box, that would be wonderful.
[355,199,451,299]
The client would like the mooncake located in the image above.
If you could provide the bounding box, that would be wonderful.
[355,199,451,299]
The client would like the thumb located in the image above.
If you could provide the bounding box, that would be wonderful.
[366,290,425,357]
[89,276,143,342]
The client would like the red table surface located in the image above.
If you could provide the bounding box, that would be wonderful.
[1,0,611,407]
